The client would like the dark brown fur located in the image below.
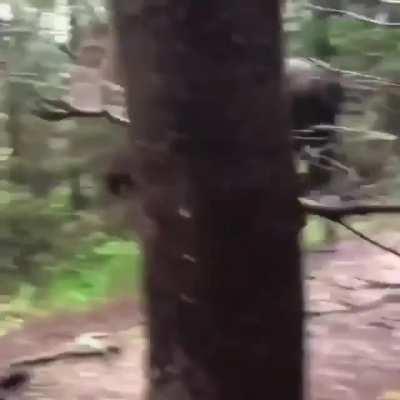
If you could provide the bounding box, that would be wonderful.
[286,58,344,193]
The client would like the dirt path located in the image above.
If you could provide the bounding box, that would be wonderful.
[2,233,400,400]
[13,326,147,400]
[0,298,146,400]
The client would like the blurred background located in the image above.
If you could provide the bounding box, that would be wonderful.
[0,0,143,335]
[1,0,400,336]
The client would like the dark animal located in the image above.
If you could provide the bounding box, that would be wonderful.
[285,58,344,195]
[105,58,345,198]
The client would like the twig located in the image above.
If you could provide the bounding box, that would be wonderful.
[305,2,400,27]
[337,219,400,258]
[307,57,400,88]
[32,97,130,126]
[303,158,336,172]
[293,136,329,142]
[302,199,400,257]
[295,142,345,176]
[33,106,130,126]
[310,124,356,133]
[10,345,121,368]
[310,124,397,139]
[57,43,77,61]
[292,129,314,134]
[317,154,355,175]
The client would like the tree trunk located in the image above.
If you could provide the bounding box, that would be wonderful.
[68,0,81,54]
[6,99,22,157]
[111,2,304,400]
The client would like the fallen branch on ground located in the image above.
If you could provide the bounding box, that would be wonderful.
[10,341,121,369]
[10,346,121,369]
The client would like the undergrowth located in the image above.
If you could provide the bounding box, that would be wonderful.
[0,236,143,336]
[0,180,144,336]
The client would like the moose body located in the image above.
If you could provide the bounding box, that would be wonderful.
[286,58,345,195]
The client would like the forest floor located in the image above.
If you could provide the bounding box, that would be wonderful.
[2,231,400,399]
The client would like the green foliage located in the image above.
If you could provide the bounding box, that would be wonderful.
[289,9,400,73]
[329,21,400,71]
[0,236,143,335]
[0,181,70,282]
[0,177,121,287]
[28,0,56,10]
[0,163,142,333]
[301,17,337,60]
[42,238,143,312]
[0,0,143,338]
[302,217,334,250]
[0,283,44,336]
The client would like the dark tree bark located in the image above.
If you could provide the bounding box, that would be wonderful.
[111,2,304,400]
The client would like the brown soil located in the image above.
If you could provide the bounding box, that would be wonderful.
[2,233,400,400]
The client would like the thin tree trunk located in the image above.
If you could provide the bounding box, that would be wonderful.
[68,0,80,54]
[7,100,22,157]
[111,2,304,399]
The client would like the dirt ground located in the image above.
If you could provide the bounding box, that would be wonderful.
[2,232,400,400]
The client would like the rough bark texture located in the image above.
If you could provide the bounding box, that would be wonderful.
[111,1,304,399]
